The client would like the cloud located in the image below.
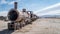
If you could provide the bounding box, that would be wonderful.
[36,10,60,16]
[0,11,8,16]
[34,3,60,16]
[8,1,15,5]
[35,3,60,14]
[0,0,21,5]
[8,0,22,5]
[0,0,7,4]
[39,3,60,11]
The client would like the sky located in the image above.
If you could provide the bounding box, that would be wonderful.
[36,3,60,16]
[0,0,60,16]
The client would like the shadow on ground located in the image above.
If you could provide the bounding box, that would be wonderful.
[0,29,14,34]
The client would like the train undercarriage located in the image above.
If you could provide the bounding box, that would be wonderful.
[8,19,33,30]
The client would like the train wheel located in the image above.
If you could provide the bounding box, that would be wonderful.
[8,23,14,30]
[8,23,10,30]
[20,23,22,28]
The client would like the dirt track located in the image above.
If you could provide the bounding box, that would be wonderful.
[0,18,60,34]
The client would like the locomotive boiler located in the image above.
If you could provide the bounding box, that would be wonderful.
[8,9,31,22]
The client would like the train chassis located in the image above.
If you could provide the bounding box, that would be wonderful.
[8,20,32,30]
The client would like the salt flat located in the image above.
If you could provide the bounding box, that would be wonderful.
[0,18,60,34]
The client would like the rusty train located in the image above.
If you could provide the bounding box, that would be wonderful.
[7,2,38,30]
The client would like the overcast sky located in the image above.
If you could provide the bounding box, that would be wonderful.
[0,0,60,16]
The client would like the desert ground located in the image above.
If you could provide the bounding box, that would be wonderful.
[0,18,60,34]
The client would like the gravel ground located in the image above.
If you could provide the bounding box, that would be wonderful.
[0,18,60,34]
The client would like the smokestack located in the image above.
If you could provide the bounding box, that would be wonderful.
[14,2,17,9]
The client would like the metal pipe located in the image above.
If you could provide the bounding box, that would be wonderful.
[14,2,17,9]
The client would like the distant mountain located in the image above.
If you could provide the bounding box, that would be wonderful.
[40,15,60,18]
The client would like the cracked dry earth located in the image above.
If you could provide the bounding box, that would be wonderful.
[0,18,60,34]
